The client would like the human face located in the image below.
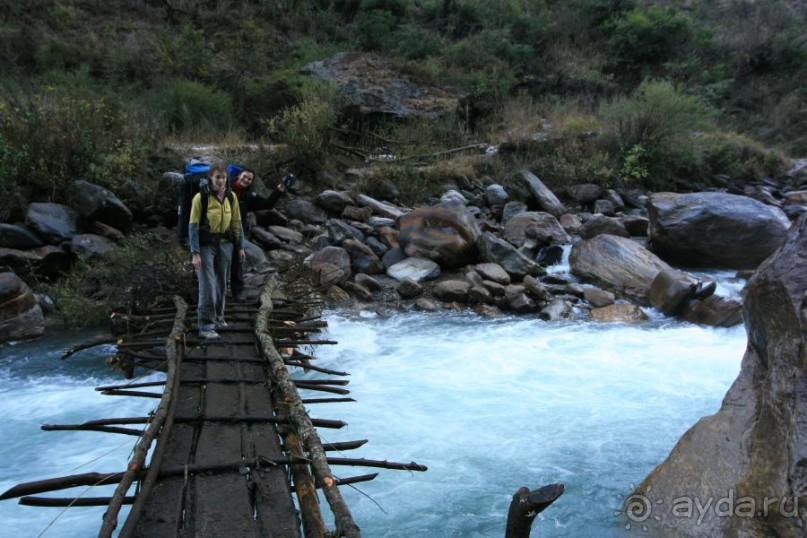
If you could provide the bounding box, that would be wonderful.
[237,171,254,189]
[211,171,228,191]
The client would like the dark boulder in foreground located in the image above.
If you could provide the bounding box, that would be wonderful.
[633,213,807,537]
[70,180,132,232]
[25,202,82,244]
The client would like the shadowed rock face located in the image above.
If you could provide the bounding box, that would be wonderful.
[633,214,807,537]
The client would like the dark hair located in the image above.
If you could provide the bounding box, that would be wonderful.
[208,160,227,178]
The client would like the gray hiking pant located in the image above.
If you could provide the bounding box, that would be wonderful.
[197,240,234,331]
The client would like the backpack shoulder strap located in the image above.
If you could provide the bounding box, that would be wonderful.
[200,189,209,224]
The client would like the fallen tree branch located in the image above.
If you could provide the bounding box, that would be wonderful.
[61,336,116,360]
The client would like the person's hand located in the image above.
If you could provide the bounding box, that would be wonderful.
[276,182,286,192]
[192,253,201,270]
[238,249,246,262]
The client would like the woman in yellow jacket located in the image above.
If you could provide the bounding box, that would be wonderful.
[188,161,244,339]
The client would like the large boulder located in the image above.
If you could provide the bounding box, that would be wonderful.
[25,203,82,244]
[302,52,462,119]
[0,272,45,343]
[398,200,481,268]
[356,194,407,219]
[327,219,365,244]
[316,190,354,214]
[251,227,283,250]
[566,183,602,208]
[569,234,672,303]
[474,262,511,286]
[70,234,115,261]
[477,232,542,279]
[0,245,71,280]
[386,257,440,283]
[286,198,328,225]
[648,268,697,316]
[680,294,743,327]
[503,212,570,249]
[520,170,566,217]
[342,238,384,275]
[633,214,807,537]
[242,239,269,273]
[647,192,791,269]
[305,246,352,287]
[590,303,648,323]
[0,223,44,249]
[70,180,132,232]
[433,280,471,303]
[579,214,630,239]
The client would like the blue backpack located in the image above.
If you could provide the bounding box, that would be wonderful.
[176,157,210,240]
[226,163,244,181]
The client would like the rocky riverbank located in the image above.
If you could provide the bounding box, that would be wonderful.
[2,161,806,345]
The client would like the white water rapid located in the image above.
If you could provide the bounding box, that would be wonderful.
[0,271,747,537]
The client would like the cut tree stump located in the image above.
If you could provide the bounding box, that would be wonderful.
[505,483,564,538]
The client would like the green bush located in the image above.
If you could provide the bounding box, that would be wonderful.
[35,36,82,71]
[0,132,27,222]
[0,73,161,220]
[355,9,397,51]
[103,27,159,86]
[49,2,80,29]
[604,6,698,81]
[532,136,617,190]
[266,82,340,173]
[354,164,436,206]
[48,233,191,329]
[152,79,233,136]
[427,0,484,39]
[87,139,149,191]
[697,131,789,181]
[600,78,716,188]
[360,0,407,18]
[154,24,212,81]
[574,0,636,28]
[394,24,442,60]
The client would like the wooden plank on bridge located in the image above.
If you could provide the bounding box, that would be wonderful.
[133,320,299,537]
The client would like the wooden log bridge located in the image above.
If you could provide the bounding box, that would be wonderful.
[1,275,427,537]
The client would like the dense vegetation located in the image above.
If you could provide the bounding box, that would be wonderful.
[2,0,805,219]
[2,0,806,326]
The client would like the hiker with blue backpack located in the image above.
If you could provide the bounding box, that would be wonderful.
[188,160,244,340]
[228,165,294,301]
